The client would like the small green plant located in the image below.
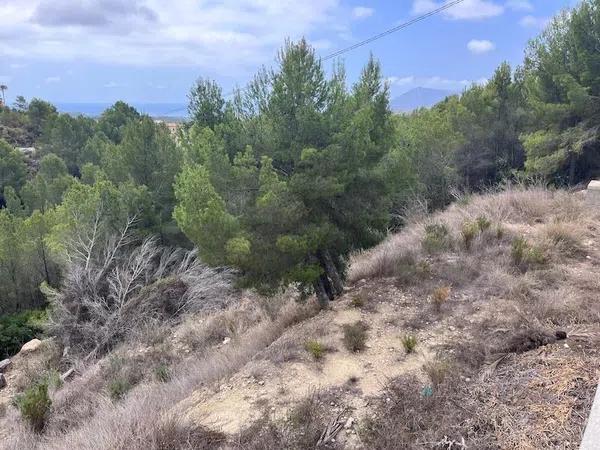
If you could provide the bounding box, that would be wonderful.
[154,363,171,382]
[343,321,368,352]
[422,222,452,253]
[305,340,326,360]
[511,236,547,270]
[15,380,52,432]
[350,294,365,308]
[431,286,451,312]
[108,378,132,400]
[402,335,418,353]
[495,224,505,239]
[476,215,491,232]
[461,221,479,250]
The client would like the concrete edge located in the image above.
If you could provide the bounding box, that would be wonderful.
[580,382,600,449]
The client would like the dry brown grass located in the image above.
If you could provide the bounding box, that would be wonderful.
[0,297,317,450]
[348,187,587,283]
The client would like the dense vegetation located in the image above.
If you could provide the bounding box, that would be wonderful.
[0,0,598,353]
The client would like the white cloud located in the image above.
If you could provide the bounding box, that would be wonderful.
[104,81,120,88]
[352,6,374,19]
[467,39,495,54]
[45,76,61,83]
[520,15,550,29]
[412,0,504,20]
[9,63,26,69]
[0,0,344,74]
[387,76,415,85]
[506,0,533,11]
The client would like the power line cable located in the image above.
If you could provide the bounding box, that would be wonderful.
[322,0,466,61]
[166,0,466,114]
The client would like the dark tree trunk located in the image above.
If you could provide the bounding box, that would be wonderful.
[321,274,335,301]
[319,250,343,296]
[313,277,329,309]
[568,150,576,186]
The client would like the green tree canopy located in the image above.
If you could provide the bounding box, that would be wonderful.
[175,40,408,306]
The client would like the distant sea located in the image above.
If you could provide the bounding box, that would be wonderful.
[54,102,188,119]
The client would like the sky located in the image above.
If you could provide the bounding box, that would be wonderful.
[0,0,579,105]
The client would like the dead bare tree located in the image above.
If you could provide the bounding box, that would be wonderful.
[46,215,235,360]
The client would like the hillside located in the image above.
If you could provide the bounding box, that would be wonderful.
[2,186,599,449]
[390,87,452,112]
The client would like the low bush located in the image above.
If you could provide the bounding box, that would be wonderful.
[476,215,492,232]
[304,340,325,360]
[543,222,583,256]
[423,359,450,388]
[343,321,368,352]
[461,221,479,250]
[422,222,452,253]
[431,286,451,312]
[235,393,331,450]
[154,363,171,382]
[402,335,417,353]
[350,294,366,308]
[15,380,52,432]
[106,356,144,400]
[0,309,46,358]
[511,237,547,271]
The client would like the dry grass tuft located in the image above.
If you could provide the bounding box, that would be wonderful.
[431,286,451,312]
[342,321,369,352]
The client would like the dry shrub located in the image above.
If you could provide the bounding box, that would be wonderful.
[422,222,453,254]
[359,374,493,450]
[132,416,226,450]
[342,321,368,352]
[541,222,584,257]
[422,359,450,388]
[46,217,236,360]
[10,339,63,393]
[234,392,337,450]
[431,286,451,312]
[349,187,586,283]
[1,299,317,450]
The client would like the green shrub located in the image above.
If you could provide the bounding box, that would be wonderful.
[350,294,366,308]
[343,321,368,352]
[304,340,325,360]
[511,237,547,270]
[461,221,479,250]
[15,380,52,432]
[108,378,132,400]
[154,363,171,382]
[106,356,143,400]
[0,309,46,358]
[402,335,417,353]
[422,223,452,253]
[476,215,491,232]
[495,225,505,239]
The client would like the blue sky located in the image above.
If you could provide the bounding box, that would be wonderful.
[0,0,577,105]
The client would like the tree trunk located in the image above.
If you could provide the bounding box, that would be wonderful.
[321,274,335,301]
[319,250,344,296]
[568,150,576,186]
[313,277,329,309]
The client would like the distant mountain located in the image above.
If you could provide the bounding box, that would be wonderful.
[390,87,453,112]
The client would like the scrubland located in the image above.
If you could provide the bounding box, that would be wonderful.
[2,186,600,449]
